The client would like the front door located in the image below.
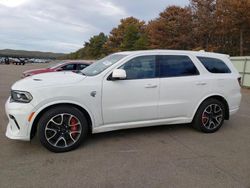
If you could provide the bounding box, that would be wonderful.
[102,55,159,125]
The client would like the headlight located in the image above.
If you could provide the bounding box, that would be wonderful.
[10,90,33,103]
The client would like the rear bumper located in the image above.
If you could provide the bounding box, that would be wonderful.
[229,107,240,116]
[5,98,34,141]
[228,91,241,117]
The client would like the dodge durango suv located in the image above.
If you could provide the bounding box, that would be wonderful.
[5,50,241,152]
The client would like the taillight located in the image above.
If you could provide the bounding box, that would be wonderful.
[237,77,242,86]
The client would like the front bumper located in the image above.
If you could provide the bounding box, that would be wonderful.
[5,98,35,141]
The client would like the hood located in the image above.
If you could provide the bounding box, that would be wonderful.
[12,71,86,91]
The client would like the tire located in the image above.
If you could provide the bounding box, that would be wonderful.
[193,98,225,133]
[38,105,88,152]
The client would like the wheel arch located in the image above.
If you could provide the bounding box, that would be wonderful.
[30,102,93,140]
[192,94,230,122]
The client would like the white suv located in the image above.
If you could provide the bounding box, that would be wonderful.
[5,50,241,152]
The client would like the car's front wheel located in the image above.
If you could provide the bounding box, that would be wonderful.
[193,98,225,133]
[38,105,88,152]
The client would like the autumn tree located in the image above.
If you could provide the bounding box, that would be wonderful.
[65,32,108,59]
[189,0,217,51]
[64,0,250,60]
[216,0,250,55]
[147,6,194,50]
[84,32,108,58]
[104,17,148,52]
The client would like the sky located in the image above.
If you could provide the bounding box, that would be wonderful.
[0,0,189,53]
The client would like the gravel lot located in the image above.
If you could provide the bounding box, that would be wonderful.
[0,64,250,188]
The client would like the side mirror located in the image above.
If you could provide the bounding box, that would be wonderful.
[112,69,126,80]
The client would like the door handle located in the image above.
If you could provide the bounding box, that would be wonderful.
[145,84,158,88]
[196,82,207,86]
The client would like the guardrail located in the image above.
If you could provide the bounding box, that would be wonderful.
[231,56,250,87]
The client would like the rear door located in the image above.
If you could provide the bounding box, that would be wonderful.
[157,55,208,120]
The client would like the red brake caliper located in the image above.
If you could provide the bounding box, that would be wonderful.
[70,117,78,138]
[202,113,208,125]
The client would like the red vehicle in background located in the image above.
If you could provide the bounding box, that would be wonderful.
[22,61,91,77]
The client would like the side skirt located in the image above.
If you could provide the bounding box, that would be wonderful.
[92,117,192,134]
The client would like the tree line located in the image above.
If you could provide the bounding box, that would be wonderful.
[65,0,250,60]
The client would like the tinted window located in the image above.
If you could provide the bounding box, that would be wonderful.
[158,55,199,77]
[197,57,231,73]
[120,56,156,80]
[61,64,76,71]
[78,64,88,70]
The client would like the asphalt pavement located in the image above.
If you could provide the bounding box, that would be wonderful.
[0,64,249,188]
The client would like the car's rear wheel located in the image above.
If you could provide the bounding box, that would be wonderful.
[193,98,225,133]
[38,105,88,152]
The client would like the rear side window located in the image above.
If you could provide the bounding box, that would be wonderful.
[197,57,231,73]
[61,64,76,71]
[78,64,88,70]
[158,55,199,77]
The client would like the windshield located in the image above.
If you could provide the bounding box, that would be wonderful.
[81,54,127,76]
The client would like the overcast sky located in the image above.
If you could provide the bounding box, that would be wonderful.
[0,0,189,53]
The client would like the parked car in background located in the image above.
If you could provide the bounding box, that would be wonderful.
[5,50,241,152]
[0,57,4,64]
[22,61,91,77]
[12,58,27,65]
